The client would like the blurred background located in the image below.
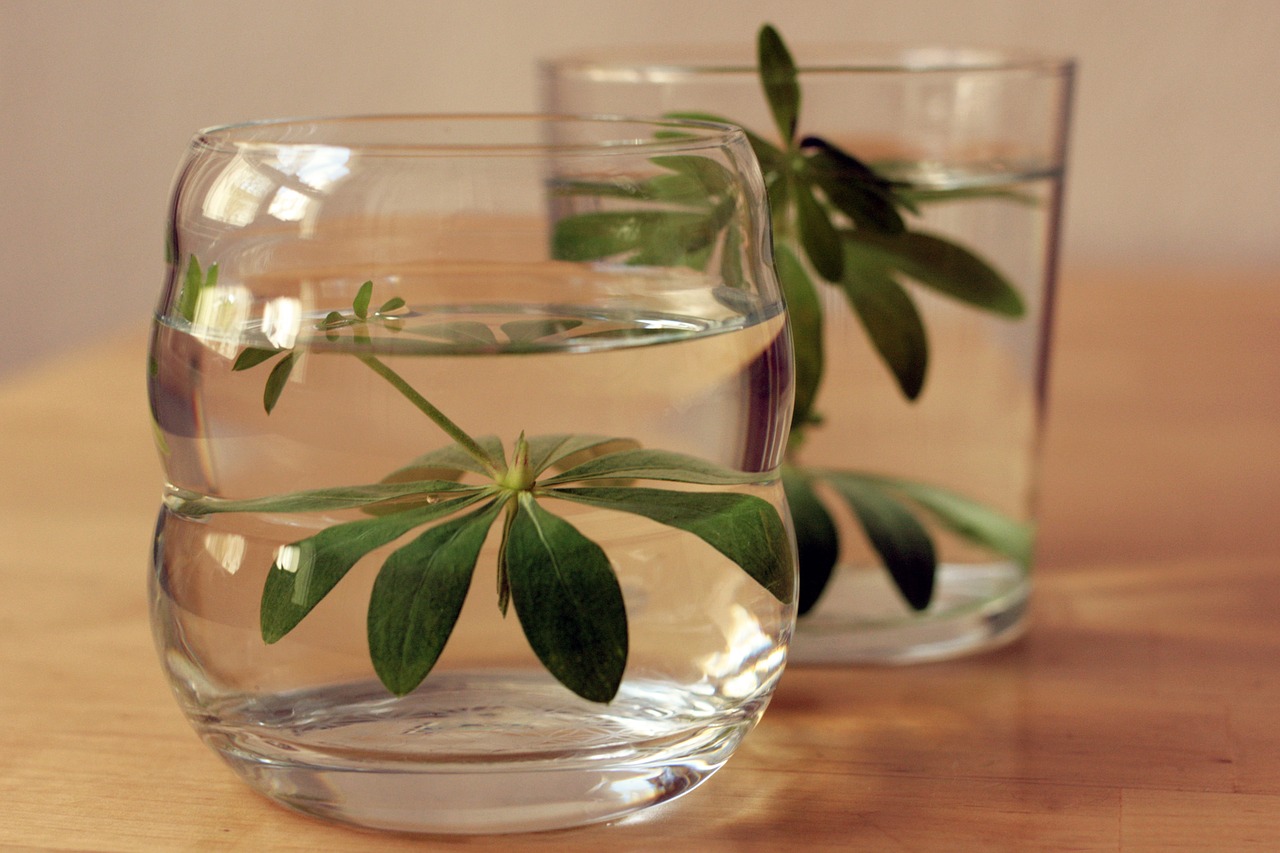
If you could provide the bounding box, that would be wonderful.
[3,0,1278,377]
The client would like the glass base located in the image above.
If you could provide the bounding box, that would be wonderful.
[194,672,756,834]
[789,561,1029,664]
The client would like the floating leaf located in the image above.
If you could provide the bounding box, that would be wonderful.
[167,479,479,517]
[522,434,639,477]
[543,448,767,487]
[402,321,499,346]
[383,435,509,482]
[367,502,502,695]
[501,318,583,344]
[504,495,627,702]
[377,296,406,314]
[549,487,793,604]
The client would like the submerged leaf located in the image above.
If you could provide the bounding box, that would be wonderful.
[870,476,1035,567]
[839,243,929,400]
[232,347,283,371]
[549,486,793,604]
[774,243,824,431]
[368,502,502,695]
[823,473,935,611]
[260,494,488,644]
[845,229,1025,317]
[504,495,627,703]
[262,351,298,413]
[782,468,839,615]
[522,434,639,477]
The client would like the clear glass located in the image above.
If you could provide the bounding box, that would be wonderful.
[544,46,1073,662]
[147,115,796,833]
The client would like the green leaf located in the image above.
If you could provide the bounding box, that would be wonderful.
[549,487,793,604]
[782,468,839,615]
[377,296,406,314]
[872,476,1035,567]
[353,280,373,319]
[542,448,768,487]
[504,495,627,702]
[800,136,906,235]
[794,182,844,282]
[232,347,283,371]
[402,320,499,346]
[166,480,480,517]
[260,494,487,643]
[650,155,735,197]
[501,318,583,344]
[774,243,824,431]
[262,351,298,413]
[382,435,508,482]
[845,229,1025,317]
[758,24,800,144]
[551,211,717,265]
[839,243,929,400]
[367,501,502,695]
[522,434,639,477]
[176,256,204,322]
[823,473,935,611]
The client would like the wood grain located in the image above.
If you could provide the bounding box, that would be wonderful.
[1,266,1277,850]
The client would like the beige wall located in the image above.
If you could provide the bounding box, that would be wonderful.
[3,0,1277,375]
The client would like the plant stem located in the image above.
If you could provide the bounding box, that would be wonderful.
[357,354,503,479]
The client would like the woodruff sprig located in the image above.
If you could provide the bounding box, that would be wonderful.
[547,25,1034,614]
[171,261,793,703]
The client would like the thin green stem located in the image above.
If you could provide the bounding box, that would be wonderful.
[357,354,503,479]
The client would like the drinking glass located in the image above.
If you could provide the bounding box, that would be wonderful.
[147,114,795,833]
[544,41,1073,663]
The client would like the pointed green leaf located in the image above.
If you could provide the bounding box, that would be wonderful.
[377,296,406,314]
[823,472,935,610]
[774,243,824,430]
[167,479,480,517]
[845,229,1025,317]
[382,435,508,482]
[541,448,767,487]
[367,501,502,695]
[402,320,499,346]
[800,136,906,235]
[551,211,717,265]
[650,155,735,197]
[782,468,839,615]
[177,255,203,322]
[522,434,639,477]
[262,351,298,413]
[795,183,844,282]
[758,24,800,143]
[500,318,582,344]
[839,243,929,400]
[504,495,627,703]
[260,493,487,643]
[232,347,283,371]
[353,280,373,319]
[548,487,793,604]
[872,476,1035,567]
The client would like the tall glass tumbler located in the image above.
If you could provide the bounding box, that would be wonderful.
[147,115,795,833]
[544,42,1073,663]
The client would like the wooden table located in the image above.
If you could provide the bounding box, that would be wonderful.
[3,267,1277,850]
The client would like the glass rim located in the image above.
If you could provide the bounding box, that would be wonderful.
[190,112,750,157]
[543,44,1076,78]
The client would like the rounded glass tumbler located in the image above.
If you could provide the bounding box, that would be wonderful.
[544,43,1074,663]
[147,115,796,834]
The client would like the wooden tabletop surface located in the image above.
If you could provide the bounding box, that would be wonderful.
[2,266,1277,851]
